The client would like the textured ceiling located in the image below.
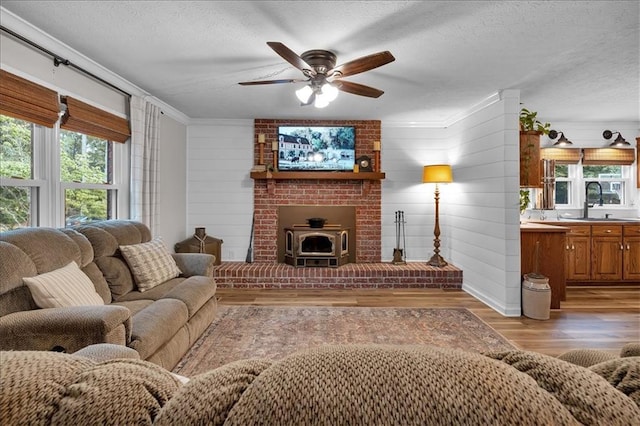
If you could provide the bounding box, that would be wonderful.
[1,1,638,124]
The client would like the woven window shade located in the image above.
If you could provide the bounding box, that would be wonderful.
[0,69,60,127]
[540,148,581,164]
[61,96,130,143]
[582,148,635,166]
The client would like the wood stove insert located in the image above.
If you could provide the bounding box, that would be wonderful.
[285,225,349,267]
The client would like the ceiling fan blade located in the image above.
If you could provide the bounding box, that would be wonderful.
[266,42,316,76]
[238,79,305,86]
[329,51,395,78]
[336,81,385,98]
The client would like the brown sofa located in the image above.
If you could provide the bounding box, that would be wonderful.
[0,220,217,369]
[1,343,638,425]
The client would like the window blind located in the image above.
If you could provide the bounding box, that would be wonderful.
[582,148,635,166]
[61,96,130,143]
[540,148,581,164]
[0,69,60,127]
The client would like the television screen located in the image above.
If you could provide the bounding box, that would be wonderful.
[277,126,355,171]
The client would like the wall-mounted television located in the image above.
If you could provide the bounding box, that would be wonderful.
[277,125,355,171]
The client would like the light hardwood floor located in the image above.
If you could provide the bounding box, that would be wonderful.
[217,286,640,357]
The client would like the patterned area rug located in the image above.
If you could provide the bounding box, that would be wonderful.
[173,306,515,376]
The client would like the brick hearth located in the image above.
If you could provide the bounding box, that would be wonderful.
[214,262,463,289]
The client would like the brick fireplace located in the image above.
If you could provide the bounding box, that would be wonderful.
[212,118,463,289]
[252,119,382,264]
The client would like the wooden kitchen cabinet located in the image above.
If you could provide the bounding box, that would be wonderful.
[623,225,640,280]
[519,131,542,188]
[565,225,591,280]
[521,223,568,308]
[591,225,623,281]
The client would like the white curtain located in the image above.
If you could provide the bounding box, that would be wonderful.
[130,96,161,234]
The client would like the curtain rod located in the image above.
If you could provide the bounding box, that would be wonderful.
[1,25,132,98]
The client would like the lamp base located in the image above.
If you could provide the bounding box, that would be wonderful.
[427,253,448,268]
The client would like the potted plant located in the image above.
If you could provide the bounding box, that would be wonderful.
[519,108,550,134]
[520,189,530,216]
[519,108,550,188]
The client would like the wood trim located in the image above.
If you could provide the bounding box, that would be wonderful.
[61,96,130,143]
[519,131,542,188]
[636,137,640,188]
[0,69,59,127]
[250,171,385,180]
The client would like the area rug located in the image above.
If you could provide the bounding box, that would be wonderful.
[173,306,516,376]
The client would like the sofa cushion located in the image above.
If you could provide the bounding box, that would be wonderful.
[128,298,189,360]
[0,241,38,316]
[115,278,183,302]
[95,256,136,298]
[120,238,181,292]
[161,276,217,318]
[23,261,104,308]
[0,227,84,275]
[75,226,120,258]
[114,299,155,316]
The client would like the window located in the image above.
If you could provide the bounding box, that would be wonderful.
[60,130,114,226]
[0,71,130,230]
[583,165,624,205]
[553,162,632,208]
[0,115,41,230]
[0,113,128,230]
[554,164,570,206]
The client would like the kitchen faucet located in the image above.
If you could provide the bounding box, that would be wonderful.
[583,181,603,219]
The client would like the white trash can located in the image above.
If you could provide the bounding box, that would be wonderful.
[522,273,551,320]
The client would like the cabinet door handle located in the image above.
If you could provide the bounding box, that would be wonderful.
[620,244,624,250]
[627,244,631,250]
[565,245,570,250]
[571,245,575,250]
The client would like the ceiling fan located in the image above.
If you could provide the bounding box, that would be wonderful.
[238,42,395,108]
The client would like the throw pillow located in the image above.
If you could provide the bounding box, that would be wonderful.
[119,237,181,292]
[23,261,104,308]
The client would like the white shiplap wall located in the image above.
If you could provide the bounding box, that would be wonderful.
[379,125,449,263]
[186,119,254,261]
[446,90,522,316]
[185,101,523,316]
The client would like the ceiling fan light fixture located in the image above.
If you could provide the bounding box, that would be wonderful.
[314,95,330,108]
[295,85,313,103]
[320,83,339,102]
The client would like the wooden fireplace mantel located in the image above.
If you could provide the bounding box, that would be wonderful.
[250,171,385,181]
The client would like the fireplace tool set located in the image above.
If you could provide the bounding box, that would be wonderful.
[392,210,406,264]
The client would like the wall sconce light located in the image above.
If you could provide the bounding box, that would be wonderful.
[422,164,453,267]
[548,129,573,146]
[603,130,630,147]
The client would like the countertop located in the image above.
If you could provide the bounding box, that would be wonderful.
[520,222,570,232]
[525,218,640,227]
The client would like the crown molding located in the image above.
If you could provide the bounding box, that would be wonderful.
[188,118,254,126]
[0,7,189,124]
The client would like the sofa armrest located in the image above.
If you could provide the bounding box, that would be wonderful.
[172,253,215,277]
[0,305,132,353]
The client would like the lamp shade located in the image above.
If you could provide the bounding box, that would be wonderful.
[423,164,453,183]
